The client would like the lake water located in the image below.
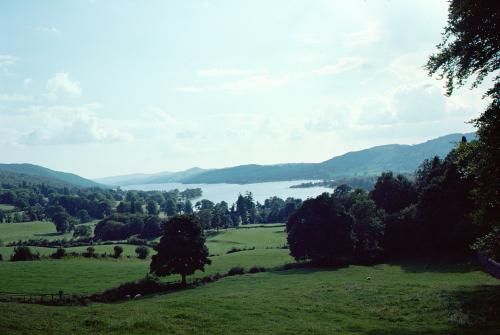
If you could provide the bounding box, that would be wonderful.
[122,180,333,204]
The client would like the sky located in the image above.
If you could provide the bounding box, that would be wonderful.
[0,0,492,179]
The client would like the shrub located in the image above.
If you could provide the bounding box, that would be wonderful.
[51,247,66,259]
[113,245,124,258]
[248,265,266,273]
[10,246,40,261]
[226,246,255,254]
[227,266,245,276]
[135,246,149,259]
[73,225,92,238]
[84,246,96,258]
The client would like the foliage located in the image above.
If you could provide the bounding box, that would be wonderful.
[51,247,66,259]
[10,246,40,261]
[472,225,500,261]
[370,172,417,214]
[73,225,92,238]
[51,211,75,233]
[113,245,124,258]
[427,0,500,260]
[287,193,355,264]
[227,266,245,276]
[135,245,149,259]
[150,215,211,285]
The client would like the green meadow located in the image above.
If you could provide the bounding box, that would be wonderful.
[1,222,499,334]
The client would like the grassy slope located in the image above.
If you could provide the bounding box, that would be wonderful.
[0,225,290,294]
[1,223,499,334]
[0,221,73,243]
[0,204,15,211]
[0,261,499,334]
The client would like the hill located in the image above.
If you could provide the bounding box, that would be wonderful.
[0,163,105,188]
[94,132,475,186]
[181,132,475,184]
[94,167,208,186]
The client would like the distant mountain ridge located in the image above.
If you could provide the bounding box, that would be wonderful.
[97,132,475,186]
[0,163,105,188]
[94,167,208,186]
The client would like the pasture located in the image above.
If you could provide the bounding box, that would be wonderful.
[0,260,499,334]
[0,222,499,334]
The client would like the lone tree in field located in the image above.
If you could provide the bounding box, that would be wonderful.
[150,214,211,286]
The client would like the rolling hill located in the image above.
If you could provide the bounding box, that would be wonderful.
[94,167,207,186]
[95,132,475,186]
[179,132,475,184]
[0,163,105,188]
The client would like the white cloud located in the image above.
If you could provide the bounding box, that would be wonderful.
[198,68,263,77]
[34,26,61,34]
[0,93,32,102]
[15,105,131,145]
[0,54,17,72]
[23,78,33,88]
[344,22,381,47]
[45,72,82,99]
[313,57,366,76]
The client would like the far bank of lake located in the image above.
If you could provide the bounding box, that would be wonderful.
[122,180,333,203]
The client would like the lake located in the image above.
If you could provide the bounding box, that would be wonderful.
[122,180,333,204]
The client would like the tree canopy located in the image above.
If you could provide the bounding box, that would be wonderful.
[150,215,211,285]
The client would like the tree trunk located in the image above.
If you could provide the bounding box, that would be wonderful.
[181,274,186,286]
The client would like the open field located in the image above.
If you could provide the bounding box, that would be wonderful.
[1,223,499,334]
[0,221,73,243]
[0,260,499,334]
[0,204,15,211]
[0,248,292,294]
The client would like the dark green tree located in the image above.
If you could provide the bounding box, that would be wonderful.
[287,194,355,264]
[426,0,500,257]
[51,211,74,234]
[135,245,149,259]
[113,245,124,258]
[369,172,417,214]
[150,215,211,285]
[146,200,159,215]
[141,215,163,239]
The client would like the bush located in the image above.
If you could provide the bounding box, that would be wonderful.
[84,246,96,258]
[113,245,124,258]
[227,266,245,276]
[10,246,40,261]
[135,246,149,259]
[73,225,92,239]
[248,265,266,273]
[226,246,255,254]
[51,247,66,259]
[472,226,500,262]
[0,253,3,261]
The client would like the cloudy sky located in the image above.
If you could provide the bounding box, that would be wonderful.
[0,0,490,178]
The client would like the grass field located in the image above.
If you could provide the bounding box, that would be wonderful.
[0,260,499,334]
[0,221,73,243]
[1,223,499,334]
[0,204,15,211]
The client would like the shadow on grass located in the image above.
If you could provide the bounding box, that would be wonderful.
[443,285,500,331]
[392,257,483,274]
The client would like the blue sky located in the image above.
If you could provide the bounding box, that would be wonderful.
[0,0,490,178]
